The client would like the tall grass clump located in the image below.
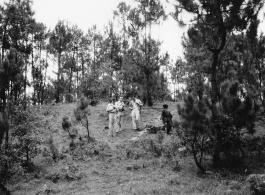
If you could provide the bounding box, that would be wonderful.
[73,95,91,139]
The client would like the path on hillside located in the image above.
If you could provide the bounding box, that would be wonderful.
[13,101,264,195]
[88,101,180,150]
[40,101,180,152]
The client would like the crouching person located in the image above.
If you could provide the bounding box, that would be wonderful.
[106,97,117,137]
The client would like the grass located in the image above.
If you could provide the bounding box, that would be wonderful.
[6,101,264,195]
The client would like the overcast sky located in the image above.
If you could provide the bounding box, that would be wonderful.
[1,0,265,62]
[0,0,264,94]
[30,0,186,60]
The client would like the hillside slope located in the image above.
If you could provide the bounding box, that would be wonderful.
[7,101,253,195]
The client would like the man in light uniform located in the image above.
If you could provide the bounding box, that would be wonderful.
[129,96,143,131]
[115,97,125,133]
[106,97,117,137]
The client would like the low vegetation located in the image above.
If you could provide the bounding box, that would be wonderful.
[0,101,264,194]
[1,0,265,194]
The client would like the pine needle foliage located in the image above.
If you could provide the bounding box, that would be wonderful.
[74,95,91,139]
[62,116,75,139]
[178,81,259,173]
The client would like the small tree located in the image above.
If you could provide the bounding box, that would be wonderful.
[177,94,212,173]
[10,105,41,168]
[62,116,75,139]
[178,81,259,172]
[73,95,91,140]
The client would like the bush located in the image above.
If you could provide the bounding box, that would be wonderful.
[243,136,265,158]
[47,135,61,162]
[73,108,82,121]
[177,81,259,173]
[0,105,41,192]
[0,112,8,145]
[74,95,91,139]
[62,116,71,130]
[77,95,89,110]
[118,134,182,171]
[62,116,76,139]
[65,93,74,103]
[246,174,265,195]
[10,106,41,165]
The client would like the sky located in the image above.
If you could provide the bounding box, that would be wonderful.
[30,0,187,60]
[0,0,264,88]
[1,0,264,62]
[29,0,265,59]
[27,0,188,85]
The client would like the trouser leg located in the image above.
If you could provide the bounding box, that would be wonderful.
[108,114,112,136]
[112,114,116,137]
[135,109,140,129]
[131,110,137,130]
[116,112,122,132]
[108,113,116,137]
[166,124,172,134]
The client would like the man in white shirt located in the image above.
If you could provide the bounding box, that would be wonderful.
[115,97,125,133]
[106,97,117,137]
[129,96,143,131]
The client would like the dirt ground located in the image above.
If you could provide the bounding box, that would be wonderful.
[6,101,256,195]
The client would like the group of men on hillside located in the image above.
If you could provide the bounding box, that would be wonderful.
[106,95,173,137]
[106,95,143,137]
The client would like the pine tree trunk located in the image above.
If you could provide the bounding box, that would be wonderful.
[191,131,205,173]
[81,62,84,84]
[1,19,9,62]
[41,54,48,105]
[76,47,79,98]
[69,67,73,94]
[211,52,221,167]
[56,50,61,103]
[146,73,152,106]
[86,117,90,139]
[24,39,28,109]
[210,24,226,166]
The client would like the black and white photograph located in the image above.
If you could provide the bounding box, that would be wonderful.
[0,0,265,194]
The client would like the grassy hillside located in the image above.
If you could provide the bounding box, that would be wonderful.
[6,101,263,195]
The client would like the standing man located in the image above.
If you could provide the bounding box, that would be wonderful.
[161,104,173,134]
[106,97,117,137]
[115,97,125,133]
[129,95,143,131]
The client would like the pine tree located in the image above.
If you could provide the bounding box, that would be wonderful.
[173,0,265,167]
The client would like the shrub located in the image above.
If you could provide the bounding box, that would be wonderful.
[74,95,91,139]
[90,99,98,106]
[178,81,259,173]
[0,112,8,145]
[246,174,265,195]
[62,116,71,130]
[243,136,265,158]
[47,135,61,162]
[73,108,82,121]
[65,93,74,103]
[10,106,41,166]
[77,95,90,110]
[0,105,41,192]
[62,116,76,139]
[118,134,182,171]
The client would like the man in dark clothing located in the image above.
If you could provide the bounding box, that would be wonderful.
[161,104,173,134]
